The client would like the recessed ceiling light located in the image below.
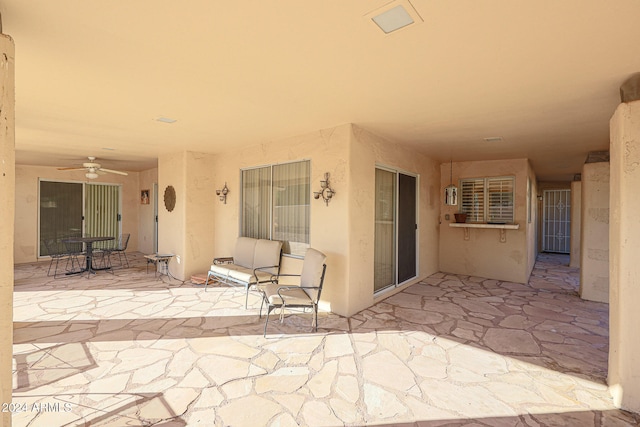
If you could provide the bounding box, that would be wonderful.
[156,116,177,124]
[365,0,423,35]
[483,137,504,142]
[372,5,414,33]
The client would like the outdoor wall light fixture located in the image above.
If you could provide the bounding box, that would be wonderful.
[444,160,458,206]
[314,172,335,206]
[216,183,229,204]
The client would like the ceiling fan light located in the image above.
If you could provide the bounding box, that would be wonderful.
[86,172,99,179]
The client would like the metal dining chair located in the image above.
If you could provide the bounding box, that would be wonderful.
[61,232,86,275]
[43,238,71,278]
[105,233,130,269]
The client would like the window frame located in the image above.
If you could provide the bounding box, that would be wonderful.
[459,176,515,224]
[240,159,311,257]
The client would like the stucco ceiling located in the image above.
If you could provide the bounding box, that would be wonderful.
[2,0,640,181]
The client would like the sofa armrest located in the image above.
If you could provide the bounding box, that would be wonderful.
[253,265,281,283]
[214,257,234,265]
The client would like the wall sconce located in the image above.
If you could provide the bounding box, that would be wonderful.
[444,160,458,205]
[216,182,229,204]
[314,172,335,206]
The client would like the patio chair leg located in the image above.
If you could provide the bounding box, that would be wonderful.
[313,305,318,331]
[263,305,276,337]
[121,251,129,268]
[259,295,265,318]
[204,272,212,292]
[52,257,63,279]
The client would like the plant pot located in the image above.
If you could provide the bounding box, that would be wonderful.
[454,213,468,223]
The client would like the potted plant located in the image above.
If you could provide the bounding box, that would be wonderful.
[454,212,468,223]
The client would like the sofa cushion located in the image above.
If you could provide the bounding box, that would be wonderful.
[253,239,283,273]
[263,283,313,306]
[209,263,275,285]
[233,237,257,269]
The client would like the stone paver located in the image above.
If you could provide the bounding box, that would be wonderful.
[11,252,640,426]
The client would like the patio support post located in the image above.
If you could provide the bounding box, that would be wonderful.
[569,180,581,268]
[609,99,640,414]
[157,151,216,281]
[579,161,610,303]
[0,33,16,427]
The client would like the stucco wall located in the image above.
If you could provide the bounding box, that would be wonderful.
[0,33,15,427]
[439,158,534,284]
[14,165,141,264]
[609,100,640,413]
[138,168,158,255]
[208,125,352,315]
[203,124,440,317]
[352,127,441,309]
[579,162,609,303]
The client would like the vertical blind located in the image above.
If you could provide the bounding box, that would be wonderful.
[241,167,271,240]
[85,184,120,241]
[272,161,310,254]
[241,160,310,256]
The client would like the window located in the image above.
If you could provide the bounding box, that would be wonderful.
[241,160,310,256]
[460,176,514,224]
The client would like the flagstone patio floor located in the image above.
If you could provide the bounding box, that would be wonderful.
[11,252,640,426]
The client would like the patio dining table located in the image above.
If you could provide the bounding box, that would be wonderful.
[62,236,115,276]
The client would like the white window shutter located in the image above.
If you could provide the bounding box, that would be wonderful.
[487,177,514,223]
[459,176,515,224]
[460,179,485,222]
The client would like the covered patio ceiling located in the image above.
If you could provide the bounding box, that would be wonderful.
[2,0,640,181]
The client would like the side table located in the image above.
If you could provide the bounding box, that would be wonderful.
[144,253,175,278]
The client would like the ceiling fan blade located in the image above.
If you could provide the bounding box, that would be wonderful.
[100,168,128,176]
[57,167,85,170]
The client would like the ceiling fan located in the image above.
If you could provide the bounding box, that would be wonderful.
[57,156,129,179]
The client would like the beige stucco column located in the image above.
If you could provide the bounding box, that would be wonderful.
[0,33,16,427]
[569,180,581,268]
[157,151,216,281]
[579,162,609,303]
[609,100,640,413]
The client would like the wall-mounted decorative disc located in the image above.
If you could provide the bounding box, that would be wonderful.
[164,185,176,212]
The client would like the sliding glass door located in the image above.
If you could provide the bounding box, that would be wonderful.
[374,167,418,293]
[39,181,83,256]
[39,180,122,257]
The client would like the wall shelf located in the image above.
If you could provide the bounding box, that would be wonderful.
[449,223,520,242]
